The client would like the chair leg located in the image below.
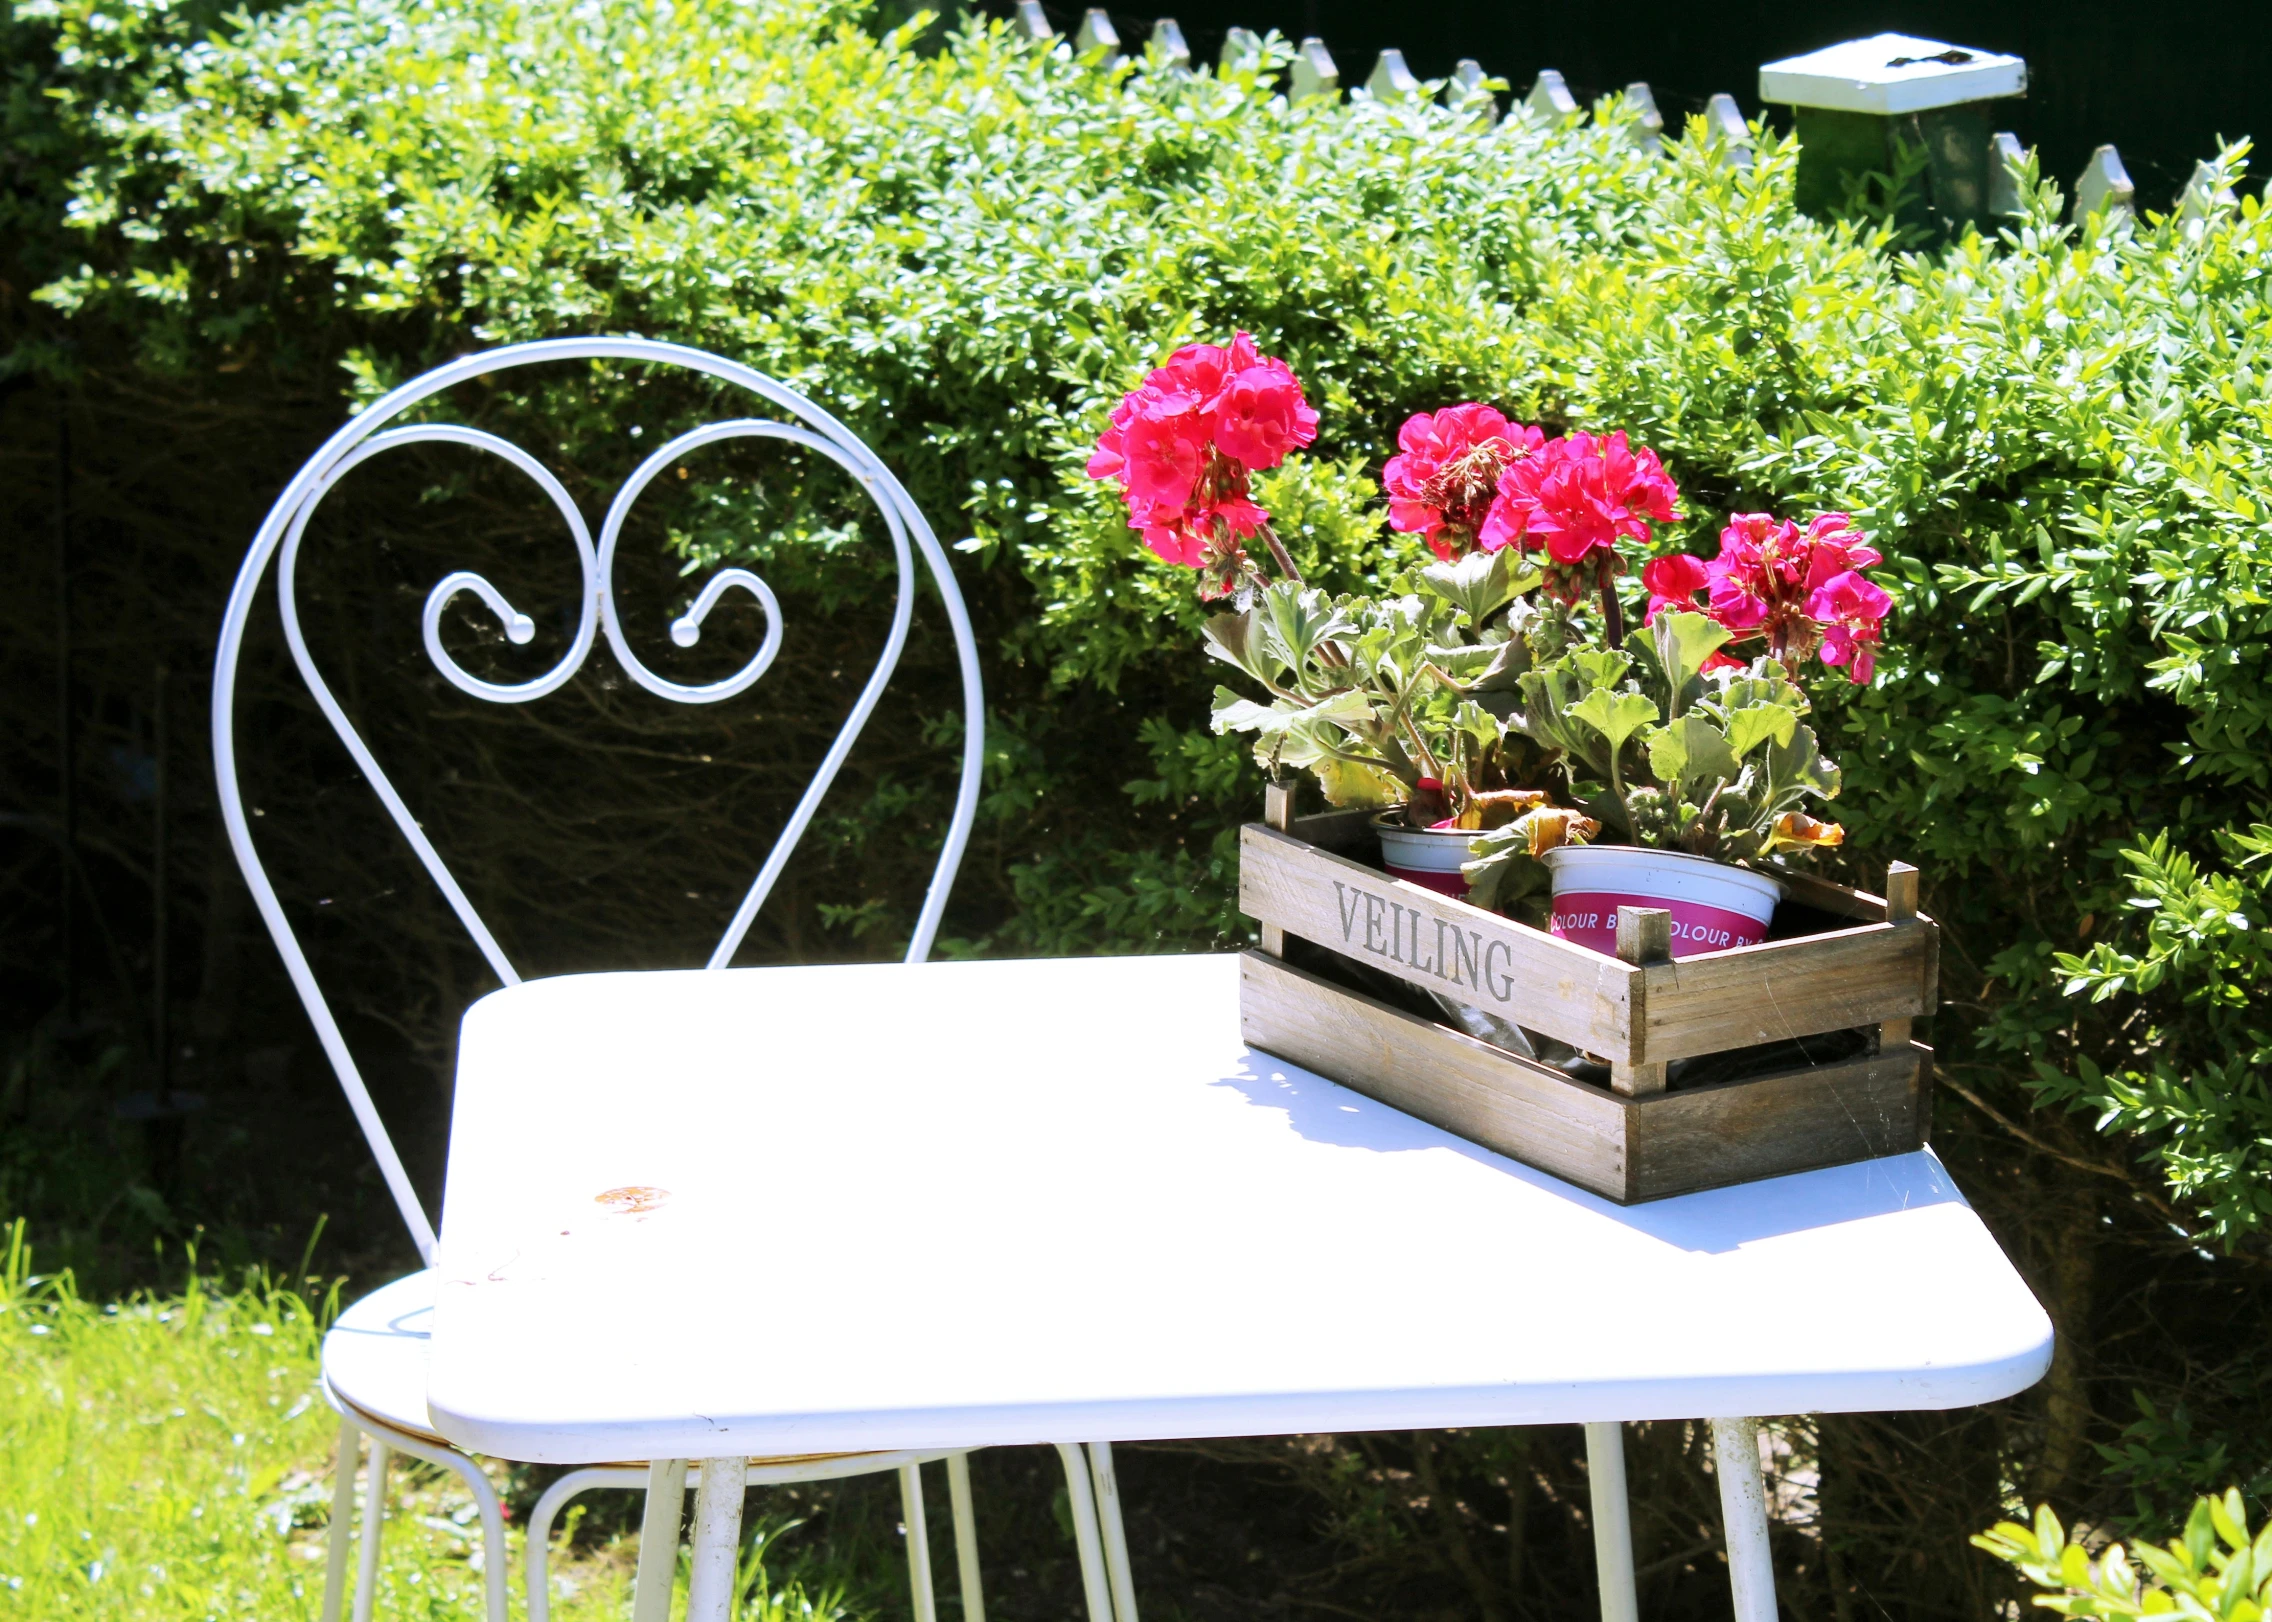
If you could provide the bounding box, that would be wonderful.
[899,1462,939,1622]
[630,1459,688,1622]
[321,1416,360,1622]
[524,1468,648,1622]
[1052,1443,1116,1622]
[1583,1423,1639,1622]
[1710,1417,1778,1622]
[352,1438,390,1622]
[945,1453,985,1622]
[418,1442,510,1622]
[1087,1443,1140,1622]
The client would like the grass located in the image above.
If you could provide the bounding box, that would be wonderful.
[0,1222,878,1621]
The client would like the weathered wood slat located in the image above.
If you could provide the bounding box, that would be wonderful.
[1239,951,1633,1200]
[1625,1044,1930,1200]
[1239,952,1933,1203]
[1634,920,1934,1062]
[1774,868,1887,921]
[1611,907,1672,1097]
[1239,823,1640,1060]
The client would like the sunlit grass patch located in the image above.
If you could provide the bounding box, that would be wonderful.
[0,1223,664,1620]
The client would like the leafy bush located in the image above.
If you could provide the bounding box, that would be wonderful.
[8,0,2272,1608]
[1975,1491,2272,1618]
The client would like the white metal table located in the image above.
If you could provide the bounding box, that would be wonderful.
[426,953,2052,1621]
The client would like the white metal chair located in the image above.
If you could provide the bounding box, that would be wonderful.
[213,336,1140,1622]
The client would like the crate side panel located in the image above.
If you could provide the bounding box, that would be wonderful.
[1291,806,1378,854]
[1240,824,1639,1059]
[1636,922,1933,1062]
[1624,1044,1929,1200]
[1774,869,1889,922]
[1239,951,1631,1202]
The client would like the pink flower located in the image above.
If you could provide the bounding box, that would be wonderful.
[1807,569,1894,684]
[1689,511,1891,683]
[1212,361,1319,469]
[1481,431,1681,566]
[1640,552,1709,624]
[1381,405,1545,562]
[1154,332,1260,403]
[1119,397,1208,507]
[1087,333,1318,594]
[1704,512,1782,633]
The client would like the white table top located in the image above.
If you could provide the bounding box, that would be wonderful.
[427,954,2051,1464]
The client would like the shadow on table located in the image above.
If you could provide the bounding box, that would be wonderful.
[1213,1052,1967,1256]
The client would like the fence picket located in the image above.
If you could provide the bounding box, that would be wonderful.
[1148,18,1192,73]
[1526,69,1579,121]
[1704,92,1752,169]
[1448,59,1498,126]
[2075,144,2135,220]
[1624,82,1665,153]
[1988,131,2028,217]
[1364,49,1422,105]
[2176,158,2235,231]
[1291,37,1340,102]
[1075,8,1124,63]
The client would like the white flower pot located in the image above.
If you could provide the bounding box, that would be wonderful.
[1540,845,1782,959]
[1374,816,1474,898]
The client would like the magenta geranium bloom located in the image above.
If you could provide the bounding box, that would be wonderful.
[1645,510,1892,683]
[1382,404,1543,561]
[1481,431,1681,566]
[1087,332,1318,598]
[1640,551,1710,625]
[1808,569,1895,683]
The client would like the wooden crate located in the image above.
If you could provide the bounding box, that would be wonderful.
[1237,793,1939,1203]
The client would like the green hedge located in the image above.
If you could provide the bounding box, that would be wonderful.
[9,0,2272,1585]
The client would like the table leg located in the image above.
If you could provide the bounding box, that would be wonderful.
[1052,1442,1117,1622]
[631,1459,687,1622]
[1709,1417,1777,1622]
[1088,1442,1141,1622]
[946,1453,986,1622]
[899,1462,939,1622]
[1583,1422,1639,1622]
[686,1456,748,1622]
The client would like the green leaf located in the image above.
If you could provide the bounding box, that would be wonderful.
[1646,714,1741,789]
[1569,689,1660,751]
[1651,609,1734,693]
[1764,723,1840,803]
[1725,702,1799,758]
[1420,548,1517,623]
[1201,610,1279,688]
[1311,754,1404,807]
[1570,648,1633,691]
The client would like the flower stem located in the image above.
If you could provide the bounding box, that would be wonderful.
[1260,524,1306,587]
[1604,752,1635,844]
[1597,570,1626,649]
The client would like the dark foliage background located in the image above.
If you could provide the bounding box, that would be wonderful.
[4,1,2271,1617]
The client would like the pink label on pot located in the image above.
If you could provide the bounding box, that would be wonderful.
[1383,861,1468,898]
[1548,890,1768,959]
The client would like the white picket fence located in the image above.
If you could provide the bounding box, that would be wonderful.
[1005,0,2238,227]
